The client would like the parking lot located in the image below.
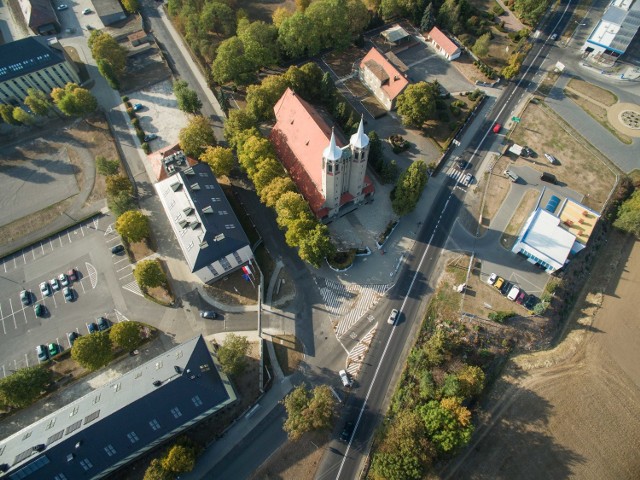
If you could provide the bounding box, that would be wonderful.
[0,214,147,376]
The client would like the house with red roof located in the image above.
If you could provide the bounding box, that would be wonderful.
[359,48,409,111]
[427,27,461,61]
[270,88,374,220]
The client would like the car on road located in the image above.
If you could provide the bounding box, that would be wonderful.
[144,133,158,142]
[87,322,97,334]
[340,422,354,443]
[36,345,48,362]
[50,278,60,291]
[464,172,473,184]
[68,268,77,282]
[111,244,125,254]
[387,308,399,325]
[56,4,68,10]
[133,103,143,111]
[199,311,217,319]
[48,343,59,357]
[63,287,74,302]
[515,290,526,305]
[507,285,520,301]
[339,369,352,387]
[67,331,79,346]
[550,33,558,40]
[493,277,505,290]
[40,281,51,297]
[20,290,31,306]
[544,153,557,164]
[59,273,69,287]
[492,123,502,134]
[82,8,92,14]
[487,273,498,285]
[97,317,109,331]
[34,304,44,317]
[456,159,468,170]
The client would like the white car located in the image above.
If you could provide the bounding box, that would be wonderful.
[40,281,51,297]
[56,4,68,10]
[59,273,69,287]
[487,273,498,285]
[507,285,520,301]
[387,308,399,325]
[544,153,557,164]
[82,8,92,14]
[550,33,558,40]
[50,278,60,291]
[339,369,352,387]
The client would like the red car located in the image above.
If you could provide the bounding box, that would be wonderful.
[492,123,502,133]
[515,290,526,305]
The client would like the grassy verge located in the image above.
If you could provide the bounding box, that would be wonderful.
[271,334,304,376]
[500,189,539,249]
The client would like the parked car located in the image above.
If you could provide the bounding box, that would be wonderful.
[82,8,92,14]
[87,322,97,334]
[515,290,526,305]
[507,285,520,301]
[500,281,513,296]
[199,311,217,319]
[339,369,352,387]
[63,287,74,302]
[493,277,505,290]
[86,25,95,30]
[504,170,519,183]
[540,171,557,184]
[544,153,558,164]
[48,343,59,357]
[40,281,51,297]
[67,268,77,282]
[97,317,109,331]
[492,123,502,133]
[56,4,68,10]
[36,345,48,362]
[524,295,538,310]
[20,290,31,306]
[34,304,44,317]
[67,331,79,346]
[521,146,533,157]
[59,273,69,287]
[50,278,60,291]
[340,422,355,443]
[487,273,498,285]
[133,103,143,111]
[387,308,399,325]
[144,133,158,142]
[111,244,125,254]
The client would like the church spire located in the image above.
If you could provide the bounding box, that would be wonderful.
[350,115,369,149]
[323,127,343,161]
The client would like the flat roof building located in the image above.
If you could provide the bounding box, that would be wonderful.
[582,0,640,64]
[154,162,253,283]
[0,336,236,479]
[91,0,126,26]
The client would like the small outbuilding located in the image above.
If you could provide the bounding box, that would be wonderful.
[427,26,461,60]
[92,0,126,26]
[381,25,412,46]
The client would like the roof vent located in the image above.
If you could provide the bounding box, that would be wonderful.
[214,233,225,242]
[199,241,208,249]
[67,454,75,462]
[174,366,182,374]
[190,221,201,230]
[191,183,201,190]
[153,380,162,387]
[32,444,45,452]
[202,205,213,214]
[183,207,194,216]
[170,182,182,191]
[178,219,189,229]
[184,167,195,176]
[75,441,82,449]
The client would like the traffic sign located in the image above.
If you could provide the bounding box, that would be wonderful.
[512,116,521,122]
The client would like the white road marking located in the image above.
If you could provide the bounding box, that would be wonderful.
[119,272,133,280]
[116,264,131,272]
[86,262,98,289]
[0,303,5,334]
[9,299,16,330]
[122,281,143,297]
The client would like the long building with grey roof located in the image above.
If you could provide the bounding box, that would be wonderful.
[0,335,236,479]
[582,0,640,64]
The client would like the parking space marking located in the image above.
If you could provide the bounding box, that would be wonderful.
[0,303,5,334]
[119,272,133,280]
[116,264,131,272]
[123,281,143,297]
[114,258,127,265]
[104,224,114,236]
[9,299,16,330]
[87,262,98,289]
[114,309,130,322]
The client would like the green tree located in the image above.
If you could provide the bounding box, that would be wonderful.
[0,104,19,125]
[272,6,294,28]
[260,176,295,207]
[0,366,51,409]
[51,83,98,117]
[173,80,202,114]
[298,223,335,267]
[346,0,370,36]
[283,63,324,102]
[106,175,134,197]
[88,31,127,80]
[285,217,317,247]
[502,52,525,79]
[72,332,113,371]
[419,398,473,453]
[200,1,236,37]
[237,135,276,175]
[396,81,438,127]
[24,88,53,116]
[134,259,166,291]
[13,107,36,125]
[306,0,351,50]
[276,191,313,228]
[108,191,136,216]
[179,115,216,158]
[420,2,436,32]
[392,160,428,216]
[97,58,120,89]
[473,32,491,58]
[121,0,139,13]
[161,445,196,474]
[252,158,285,193]
[296,0,311,11]
[456,364,485,398]
[223,110,257,150]
[513,0,547,25]
[96,156,120,176]
[143,459,171,480]
[278,12,320,58]
[614,189,640,237]
[283,384,335,440]
[437,0,462,32]
[245,75,289,121]
[370,410,435,480]
[109,321,144,351]
[200,146,235,177]
[115,210,150,243]
[212,36,255,85]
[238,20,279,69]
[217,333,250,376]
[440,374,461,397]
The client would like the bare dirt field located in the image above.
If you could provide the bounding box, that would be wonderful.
[442,232,640,479]
[509,101,618,211]
[239,0,296,23]
[452,52,494,84]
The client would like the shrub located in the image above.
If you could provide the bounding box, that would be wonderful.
[135,128,145,142]
[142,142,151,154]
[132,118,140,128]
[121,95,129,102]
[492,4,505,16]
[450,105,461,117]
[126,108,135,118]
[488,311,516,323]
[451,100,466,108]
[435,99,447,110]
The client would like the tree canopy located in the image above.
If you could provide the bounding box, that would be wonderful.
[260,176,296,208]
[174,80,202,114]
[396,81,438,127]
[108,191,136,217]
[51,83,98,117]
[72,332,113,371]
[283,384,335,440]
[298,223,335,267]
[13,107,36,125]
[109,321,144,351]
[419,398,473,453]
[513,0,547,25]
[392,160,429,216]
[96,156,120,176]
[212,36,255,85]
[0,366,51,409]
[115,210,150,243]
[134,259,166,291]
[199,146,235,177]
[106,175,134,197]
[217,333,250,376]
[614,189,640,237]
[24,88,53,116]
[88,31,127,84]
[238,20,279,69]
[179,115,216,158]
[160,444,196,474]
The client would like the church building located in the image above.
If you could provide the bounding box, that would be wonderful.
[269,88,375,220]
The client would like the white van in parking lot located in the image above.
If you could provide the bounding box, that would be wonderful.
[504,170,519,182]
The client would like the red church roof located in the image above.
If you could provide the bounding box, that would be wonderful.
[360,48,409,102]
[427,27,459,56]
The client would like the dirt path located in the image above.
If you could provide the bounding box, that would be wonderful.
[442,232,640,479]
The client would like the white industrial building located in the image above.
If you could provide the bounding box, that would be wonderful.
[582,0,640,64]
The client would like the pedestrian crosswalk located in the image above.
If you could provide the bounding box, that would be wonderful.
[315,278,390,338]
[346,324,377,377]
[447,168,473,187]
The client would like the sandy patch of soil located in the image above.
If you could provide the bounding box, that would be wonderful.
[567,78,618,106]
[500,188,539,248]
[452,52,495,85]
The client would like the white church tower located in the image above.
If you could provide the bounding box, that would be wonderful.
[348,116,370,201]
[322,128,345,211]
